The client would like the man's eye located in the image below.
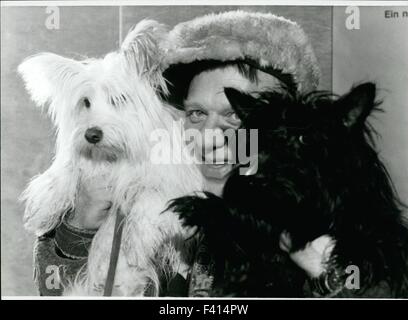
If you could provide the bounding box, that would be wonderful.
[226,111,240,123]
[187,110,206,123]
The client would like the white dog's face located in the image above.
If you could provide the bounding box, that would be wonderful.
[69,64,135,164]
[19,52,165,166]
[19,20,169,167]
[72,88,127,162]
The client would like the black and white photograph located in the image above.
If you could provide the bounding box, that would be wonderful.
[1,0,408,302]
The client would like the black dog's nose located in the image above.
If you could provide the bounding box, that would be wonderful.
[85,127,103,144]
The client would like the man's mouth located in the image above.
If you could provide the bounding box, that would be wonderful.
[206,162,228,168]
[201,155,232,166]
[201,161,235,180]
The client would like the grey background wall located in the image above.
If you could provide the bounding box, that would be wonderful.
[1,5,377,296]
[332,6,408,208]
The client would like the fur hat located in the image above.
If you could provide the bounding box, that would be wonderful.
[162,10,320,95]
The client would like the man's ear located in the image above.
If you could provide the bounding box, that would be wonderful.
[18,53,84,108]
[336,82,377,128]
[224,87,259,122]
[121,19,169,93]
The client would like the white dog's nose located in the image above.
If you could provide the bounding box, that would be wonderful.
[85,127,103,144]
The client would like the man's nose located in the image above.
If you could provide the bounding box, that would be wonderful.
[202,128,225,152]
[203,113,232,131]
[196,114,234,159]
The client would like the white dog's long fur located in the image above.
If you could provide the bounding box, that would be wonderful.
[19,20,204,296]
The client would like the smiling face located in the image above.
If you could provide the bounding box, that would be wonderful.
[184,66,281,187]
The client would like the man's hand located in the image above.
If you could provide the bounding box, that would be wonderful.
[66,175,112,230]
[279,231,336,278]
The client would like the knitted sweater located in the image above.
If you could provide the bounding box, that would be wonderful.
[33,217,196,296]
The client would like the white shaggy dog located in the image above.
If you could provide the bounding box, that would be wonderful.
[18,20,203,296]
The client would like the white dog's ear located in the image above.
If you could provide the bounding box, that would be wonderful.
[18,53,84,107]
[121,20,169,93]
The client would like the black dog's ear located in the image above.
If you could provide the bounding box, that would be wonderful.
[224,87,258,121]
[336,82,377,128]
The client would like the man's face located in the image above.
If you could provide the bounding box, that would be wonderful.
[183,66,280,181]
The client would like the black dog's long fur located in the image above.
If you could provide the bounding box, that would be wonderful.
[168,83,408,297]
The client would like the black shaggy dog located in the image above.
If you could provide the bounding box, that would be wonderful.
[169,83,408,297]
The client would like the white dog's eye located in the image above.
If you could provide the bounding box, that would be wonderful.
[110,94,127,107]
[84,98,91,108]
[120,94,127,103]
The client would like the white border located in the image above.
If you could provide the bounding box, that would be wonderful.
[2,1,408,7]
[2,296,398,300]
[2,0,407,301]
